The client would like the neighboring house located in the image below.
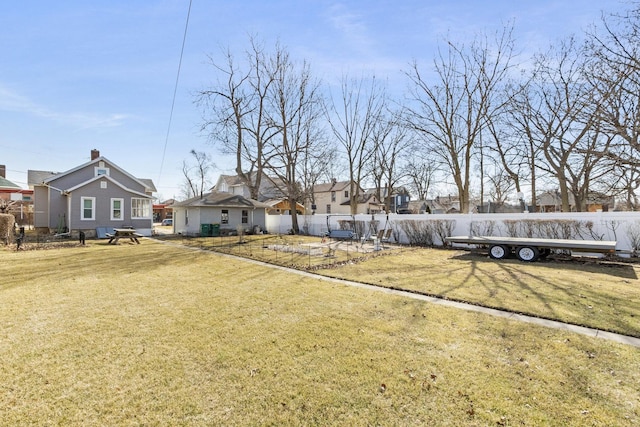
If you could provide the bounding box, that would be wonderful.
[264,198,306,215]
[536,190,615,212]
[405,200,433,214]
[29,149,156,236]
[405,196,479,214]
[371,186,411,213]
[312,179,383,215]
[0,165,34,226]
[171,191,269,236]
[212,172,287,202]
[153,199,175,223]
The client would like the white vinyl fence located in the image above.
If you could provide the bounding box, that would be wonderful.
[265,211,640,252]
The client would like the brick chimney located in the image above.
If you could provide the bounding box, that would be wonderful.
[91,149,100,160]
[0,165,5,178]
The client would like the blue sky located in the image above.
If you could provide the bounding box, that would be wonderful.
[0,0,629,200]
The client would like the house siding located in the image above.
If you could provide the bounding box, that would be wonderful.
[315,188,351,214]
[47,187,68,231]
[31,156,154,235]
[173,206,267,236]
[66,178,151,231]
[33,185,50,228]
[48,161,147,194]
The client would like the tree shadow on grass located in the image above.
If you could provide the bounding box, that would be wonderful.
[444,252,640,337]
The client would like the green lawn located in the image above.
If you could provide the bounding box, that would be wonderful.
[1,239,639,425]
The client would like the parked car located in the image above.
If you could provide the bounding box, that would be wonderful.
[161,218,173,226]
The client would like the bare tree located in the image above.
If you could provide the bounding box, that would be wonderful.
[404,156,439,202]
[587,5,640,187]
[262,44,324,234]
[369,109,411,212]
[326,74,387,214]
[405,26,516,213]
[498,80,544,210]
[299,138,335,213]
[197,37,277,200]
[485,166,515,208]
[181,149,215,199]
[512,37,611,212]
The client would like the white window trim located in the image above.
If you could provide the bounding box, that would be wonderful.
[131,198,151,219]
[81,197,96,221]
[111,198,124,221]
[95,166,110,177]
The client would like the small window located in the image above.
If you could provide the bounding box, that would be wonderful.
[344,190,349,198]
[111,198,124,221]
[331,191,336,202]
[326,204,331,214]
[95,167,110,177]
[221,209,229,225]
[81,197,95,220]
[100,181,107,189]
[185,210,189,226]
[241,209,248,224]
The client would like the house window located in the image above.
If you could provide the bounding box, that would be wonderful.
[81,197,95,220]
[241,209,248,224]
[95,167,110,177]
[185,210,189,225]
[326,204,331,214]
[111,198,124,221]
[101,181,107,189]
[131,198,151,219]
[331,191,336,202]
[221,209,229,225]
[345,190,349,198]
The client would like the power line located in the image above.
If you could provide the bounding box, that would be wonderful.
[157,0,193,190]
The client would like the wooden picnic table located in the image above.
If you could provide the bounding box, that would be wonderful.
[107,228,142,244]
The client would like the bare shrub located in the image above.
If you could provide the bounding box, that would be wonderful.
[389,222,401,243]
[502,219,606,240]
[503,220,518,237]
[398,220,435,246]
[434,219,456,246]
[470,220,496,236]
[0,213,15,245]
[626,221,640,256]
[365,220,380,237]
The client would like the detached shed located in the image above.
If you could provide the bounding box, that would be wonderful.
[171,191,269,236]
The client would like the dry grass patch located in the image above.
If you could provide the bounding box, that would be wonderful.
[311,247,640,338]
[1,240,639,425]
[162,234,377,268]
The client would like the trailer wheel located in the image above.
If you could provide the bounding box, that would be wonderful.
[489,244,511,259]
[516,246,540,262]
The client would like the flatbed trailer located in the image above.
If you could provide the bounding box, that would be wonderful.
[445,235,618,262]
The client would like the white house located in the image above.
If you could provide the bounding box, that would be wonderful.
[171,191,269,236]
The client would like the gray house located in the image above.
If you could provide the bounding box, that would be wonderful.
[172,191,268,236]
[29,150,155,236]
